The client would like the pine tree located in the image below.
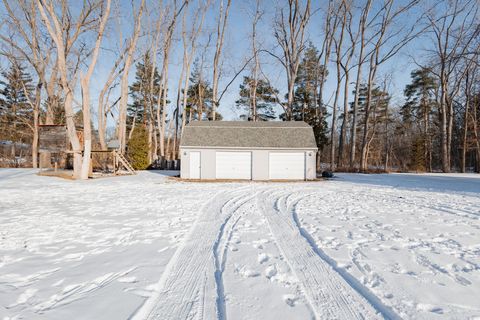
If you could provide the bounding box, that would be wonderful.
[402,68,438,171]
[355,84,391,129]
[236,76,278,121]
[43,95,65,125]
[352,83,392,167]
[402,68,437,125]
[0,62,34,153]
[185,60,221,121]
[128,52,162,127]
[286,43,329,149]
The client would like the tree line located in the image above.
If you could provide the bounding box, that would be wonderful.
[0,0,479,178]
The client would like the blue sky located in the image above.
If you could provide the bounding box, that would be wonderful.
[1,0,433,127]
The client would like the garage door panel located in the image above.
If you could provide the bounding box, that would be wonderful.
[269,152,305,180]
[216,152,251,179]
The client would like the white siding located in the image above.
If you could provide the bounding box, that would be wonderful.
[180,148,316,180]
[189,151,201,179]
[216,151,251,179]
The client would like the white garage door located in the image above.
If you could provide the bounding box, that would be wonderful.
[269,152,305,180]
[216,151,252,179]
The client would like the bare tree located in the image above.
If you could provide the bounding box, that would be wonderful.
[36,0,109,179]
[211,0,232,120]
[78,0,111,179]
[118,0,145,155]
[97,49,126,150]
[425,0,479,172]
[317,0,337,122]
[157,0,188,159]
[249,0,263,121]
[359,0,421,172]
[272,0,311,120]
[330,0,347,170]
[349,0,372,169]
[146,2,166,162]
[1,0,58,168]
[337,0,356,167]
[174,1,208,159]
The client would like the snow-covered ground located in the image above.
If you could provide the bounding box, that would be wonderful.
[0,169,479,319]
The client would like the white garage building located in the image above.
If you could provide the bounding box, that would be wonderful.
[180,121,318,180]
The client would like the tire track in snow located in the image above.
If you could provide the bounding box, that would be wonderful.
[257,189,396,319]
[131,186,254,320]
[289,194,401,320]
[212,185,257,320]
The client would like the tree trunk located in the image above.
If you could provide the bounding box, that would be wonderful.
[461,71,471,173]
[472,98,480,173]
[32,81,42,168]
[118,0,145,154]
[440,74,450,173]
[349,0,371,169]
[36,1,83,178]
[338,69,349,167]
[251,1,260,121]
[384,97,389,171]
[461,99,469,173]
[350,55,364,169]
[211,0,232,121]
[148,121,153,162]
[166,117,174,160]
[359,59,375,172]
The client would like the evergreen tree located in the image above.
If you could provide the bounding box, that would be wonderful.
[128,52,162,127]
[401,68,438,171]
[402,68,437,126]
[127,125,149,170]
[353,83,392,166]
[236,76,278,121]
[42,95,65,125]
[411,136,426,172]
[185,59,219,121]
[286,43,329,149]
[355,84,391,129]
[0,62,34,147]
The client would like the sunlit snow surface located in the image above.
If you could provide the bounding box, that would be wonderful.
[0,169,479,319]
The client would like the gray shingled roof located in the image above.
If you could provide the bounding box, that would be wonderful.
[180,121,318,149]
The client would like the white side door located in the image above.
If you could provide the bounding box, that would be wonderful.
[269,152,305,180]
[189,151,201,179]
[216,151,252,180]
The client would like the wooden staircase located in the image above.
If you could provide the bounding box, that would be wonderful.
[114,150,136,175]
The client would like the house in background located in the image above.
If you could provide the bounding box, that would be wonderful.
[180,121,318,180]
